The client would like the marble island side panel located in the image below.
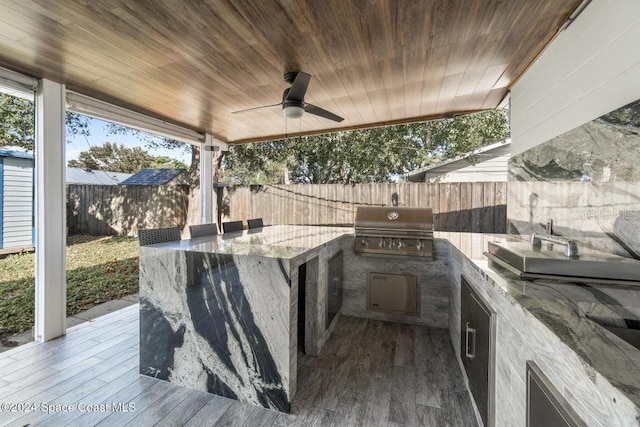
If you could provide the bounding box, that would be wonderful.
[139,247,293,412]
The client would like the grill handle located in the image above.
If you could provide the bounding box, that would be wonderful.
[465,322,476,359]
[332,277,340,296]
[531,233,579,257]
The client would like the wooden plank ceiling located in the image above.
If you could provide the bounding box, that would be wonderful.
[0,0,581,144]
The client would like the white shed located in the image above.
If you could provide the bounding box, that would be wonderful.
[0,149,34,249]
[405,140,510,183]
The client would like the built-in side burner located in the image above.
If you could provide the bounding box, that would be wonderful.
[485,239,640,285]
[354,206,433,258]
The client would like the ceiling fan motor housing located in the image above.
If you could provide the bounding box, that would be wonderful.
[283,71,299,84]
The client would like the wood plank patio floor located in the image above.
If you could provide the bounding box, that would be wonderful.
[0,304,476,426]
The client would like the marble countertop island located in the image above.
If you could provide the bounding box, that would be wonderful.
[155,225,351,259]
[138,225,351,413]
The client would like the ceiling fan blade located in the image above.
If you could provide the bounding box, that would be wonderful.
[286,72,311,102]
[304,104,344,122]
[231,102,282,114]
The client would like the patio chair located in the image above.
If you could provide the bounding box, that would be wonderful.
[247,218,264,229]
[189,223,219,238]
[222,221,244,233]
[138,226,181,246]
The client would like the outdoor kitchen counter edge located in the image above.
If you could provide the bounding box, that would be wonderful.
[437,231,640,414]
[142,224,353,261]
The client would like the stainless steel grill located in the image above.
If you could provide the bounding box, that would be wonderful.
[354,206,434,258]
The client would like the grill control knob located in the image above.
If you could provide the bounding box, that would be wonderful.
[378,239,385,248]
[361,239,368,246]
[397,241,405,249]
[389,240,396,248]
[416,240,424,250]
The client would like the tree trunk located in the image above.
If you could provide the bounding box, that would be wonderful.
[213,150,225,226]
[183,146,201,236]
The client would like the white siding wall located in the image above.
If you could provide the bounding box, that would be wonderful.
[2,157,34,248]
[510,0,640,155]
[425,150,509,183]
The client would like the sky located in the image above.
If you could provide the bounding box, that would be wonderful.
[66,116,192,166]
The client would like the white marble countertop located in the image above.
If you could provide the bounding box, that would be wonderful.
[144,225,352,260]
[438,231,640,408]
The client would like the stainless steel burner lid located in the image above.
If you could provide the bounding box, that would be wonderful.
[354,206,433,236]
[485,239,640,285]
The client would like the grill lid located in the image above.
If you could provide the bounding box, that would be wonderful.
[354,206,433,234]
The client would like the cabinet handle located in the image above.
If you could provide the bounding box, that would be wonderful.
[332,277,340,296]
[465,322,476,359]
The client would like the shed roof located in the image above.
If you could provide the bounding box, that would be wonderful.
[119,168,187,186]
[0,148,33,160]
[66,168,132,185]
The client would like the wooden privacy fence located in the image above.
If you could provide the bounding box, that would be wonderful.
[67,184,189,236]
[66,182,506,236]
[222,182,507,233]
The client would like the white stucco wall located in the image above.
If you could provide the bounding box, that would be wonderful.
[510,0,640,155]
[425,145,510,183]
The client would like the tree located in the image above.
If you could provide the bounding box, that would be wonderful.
[0,94,33,148]
[68,142,188,173]
[0,93,90,150]
[223,140,289,185]
[150,155,189,170]
[599,98,640,127]
[223,109,509,184]
[284,126,423,184]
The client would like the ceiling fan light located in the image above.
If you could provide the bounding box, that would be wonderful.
[284,105,304,119]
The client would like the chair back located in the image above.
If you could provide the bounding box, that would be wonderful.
[138,227,181,246]
[222,221,244,233]
[247,218,264,229]
[189,223,218,238]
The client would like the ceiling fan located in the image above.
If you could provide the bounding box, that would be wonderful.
[231,71,344,122]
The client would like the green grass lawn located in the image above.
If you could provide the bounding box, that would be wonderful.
[0,234,139,341]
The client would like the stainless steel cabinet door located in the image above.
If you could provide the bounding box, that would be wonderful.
[461,276,496,427]
[368,272,418,315]
[527,361,586,427]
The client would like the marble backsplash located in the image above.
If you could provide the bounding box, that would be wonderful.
[508,99,640,258]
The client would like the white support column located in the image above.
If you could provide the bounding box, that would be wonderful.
[200,134,214,224]
[34,79,66,342]
[200,135,228,226]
